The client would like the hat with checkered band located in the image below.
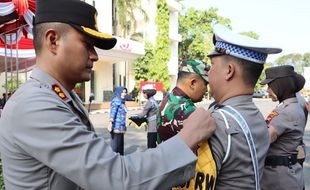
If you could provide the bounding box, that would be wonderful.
[208,24,282,64]
[34,0,117,50]
[179,60,210,82]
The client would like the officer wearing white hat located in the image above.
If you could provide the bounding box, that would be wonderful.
[206,24,282,189]
[0,0,216,189]
[131,84,159,148]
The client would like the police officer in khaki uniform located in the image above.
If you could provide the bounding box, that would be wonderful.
[207,25,282,189]
[0,0,216,189]
[261,65,306,190]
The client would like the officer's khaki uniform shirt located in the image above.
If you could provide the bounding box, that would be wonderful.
[137,96,158,133]
[210,95,270,189]
[0,68,197,190]
[261,97,305,190]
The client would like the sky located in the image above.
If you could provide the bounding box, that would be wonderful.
[181,0,310,62]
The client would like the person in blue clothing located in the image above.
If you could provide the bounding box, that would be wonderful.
[108,86,128,155]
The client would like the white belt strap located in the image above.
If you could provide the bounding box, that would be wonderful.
[218,105,260,190]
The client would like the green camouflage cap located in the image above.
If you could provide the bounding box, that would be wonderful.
[179,60,210,82]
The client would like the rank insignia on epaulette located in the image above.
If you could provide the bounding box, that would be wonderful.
[52,84,68,100]
[266,111,279,124]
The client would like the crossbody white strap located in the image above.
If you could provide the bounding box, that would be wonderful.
[218,105,260,190]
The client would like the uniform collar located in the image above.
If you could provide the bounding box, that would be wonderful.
[221,95,253,107]
[281,97,298,106]
[172,86,190,99]
[212,95,252,110]
[30,67,73,103]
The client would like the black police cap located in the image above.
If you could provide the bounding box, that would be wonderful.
[261,65,305,91]
[34,0,117,50]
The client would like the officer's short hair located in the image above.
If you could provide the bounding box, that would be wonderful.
[222,55,263,86]
[33,23,71,55]
[177,71,194,83]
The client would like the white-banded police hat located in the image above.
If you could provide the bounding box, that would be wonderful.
[208,24,282,64]
[142,84,155,91]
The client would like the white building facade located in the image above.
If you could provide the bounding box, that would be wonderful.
[82,0,182,102]
[0,0,182,103]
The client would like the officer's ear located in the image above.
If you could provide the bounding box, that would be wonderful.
[224,62,235,81]
[189,75,199,89]
[45,29,60,55]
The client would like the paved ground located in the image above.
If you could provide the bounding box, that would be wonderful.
[89,98,310,189]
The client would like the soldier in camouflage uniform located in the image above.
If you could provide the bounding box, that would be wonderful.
[157,60,217,189]
[157,60,209,143]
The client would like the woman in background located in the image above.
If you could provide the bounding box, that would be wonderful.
[261,65,306,190]
[108,86,128,155]
[135,85,159,148]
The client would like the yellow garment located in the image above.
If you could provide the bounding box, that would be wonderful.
[173,141,217,190]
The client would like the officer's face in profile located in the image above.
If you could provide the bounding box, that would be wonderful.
[190,74,208,103]
[208,56,226,101]
[121,89,127,99]
[267,86,278,102]
[143,91,148,99]
[57,25,98,85]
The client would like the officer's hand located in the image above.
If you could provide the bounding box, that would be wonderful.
[107,122,113,132]
[179,107,216,149]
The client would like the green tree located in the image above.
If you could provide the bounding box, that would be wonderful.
[239,31,259,40]
[133,41,154,84]
[256,62,272,90]
[114,0,148,39]
[148,0,171,90]
[2,78,22,92]
[178,7,231,62]
[275,53,303,73]
[302,52,310,68]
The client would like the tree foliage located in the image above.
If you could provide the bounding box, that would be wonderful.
[1,78,22,92]
[239,31,259,40]
[114,0,148,38]
[133,41,154,84]
[274,53,303,73]
[302,52,310,67]
[131,0,171,90]
[148,0,171,90]
[178,7,231,62]
[255,62,272,90]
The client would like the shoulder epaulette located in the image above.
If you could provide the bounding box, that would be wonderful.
[52,84,68,101]
[266,111,279,124]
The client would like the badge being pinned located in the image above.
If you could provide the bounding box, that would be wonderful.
[266,111,279,124]
[52,84,68,100]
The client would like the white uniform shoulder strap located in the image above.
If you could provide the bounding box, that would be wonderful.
[217,105,260,190]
